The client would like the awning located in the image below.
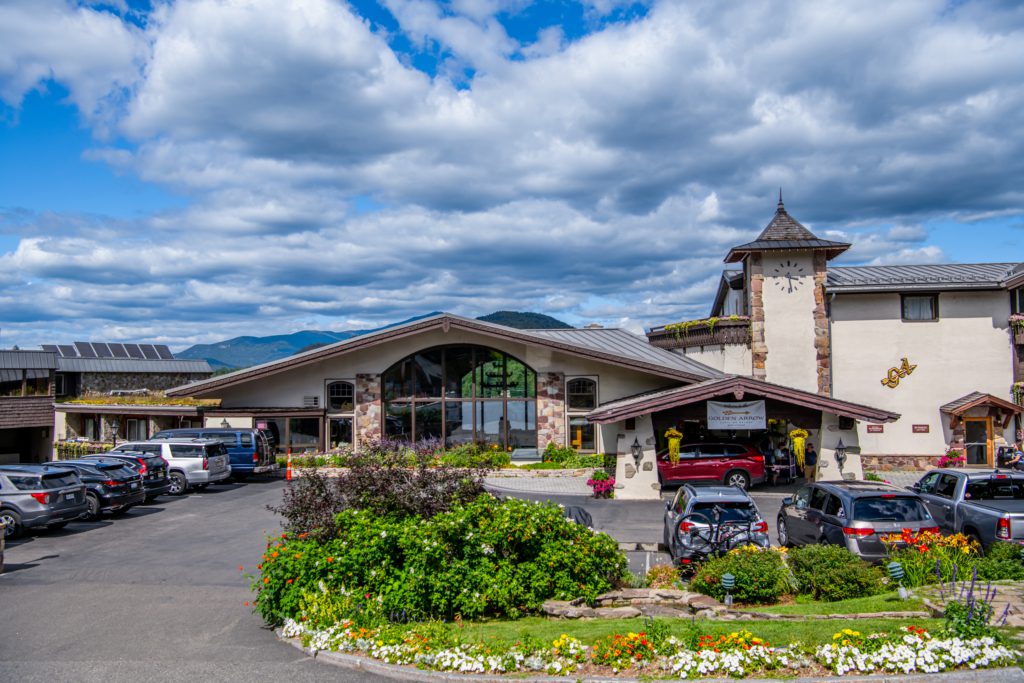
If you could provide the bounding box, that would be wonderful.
[940,392,1021,429]
[588,375,901,424]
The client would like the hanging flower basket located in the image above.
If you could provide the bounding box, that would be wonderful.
[664,427,683,464]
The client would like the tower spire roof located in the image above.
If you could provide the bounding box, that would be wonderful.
[723,194,851,263]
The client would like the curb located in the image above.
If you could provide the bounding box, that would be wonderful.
[276,630,1024,683]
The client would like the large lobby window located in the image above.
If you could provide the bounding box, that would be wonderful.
[383,345,536,451]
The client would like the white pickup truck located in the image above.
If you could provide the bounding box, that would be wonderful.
[910,468,1024,549]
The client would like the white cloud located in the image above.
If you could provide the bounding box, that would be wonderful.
[0,0,1022,348]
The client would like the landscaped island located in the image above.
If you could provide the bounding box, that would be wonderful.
[248,440,1023,678]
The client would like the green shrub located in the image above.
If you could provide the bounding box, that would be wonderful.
[974,541,1024,581]
[440,443,510,468]
[690,549,793,604]
[542,442,577,464]
[253,494,627,626]
[788,545,885,602]
[646,563,680,589]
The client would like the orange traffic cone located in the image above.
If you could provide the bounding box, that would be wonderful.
[286,448,293,482]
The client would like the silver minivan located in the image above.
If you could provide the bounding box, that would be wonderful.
[108,440,231,495]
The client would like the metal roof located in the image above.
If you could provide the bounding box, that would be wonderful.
[168,313,721,397]
[587,375,901,424]
[827,263,1020,293]
[524,328,721,379]
[0,350,57,370]
[56,357,212,374]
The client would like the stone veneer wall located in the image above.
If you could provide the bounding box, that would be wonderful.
[748,255,767,380]
[812,251,831,396]
[536,372,566,449]
[860,454,943,472]
[79,372,210,393]
[355,373,382,444]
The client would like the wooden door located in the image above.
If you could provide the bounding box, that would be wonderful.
[963,417,993,466]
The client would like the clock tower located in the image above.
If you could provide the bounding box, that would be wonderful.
[725,195,850,395]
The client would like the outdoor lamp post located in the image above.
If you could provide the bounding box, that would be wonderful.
[111,418,120,447]
[834,438,847,472]
[888,561,908,600]
[721,572,736,607]
[631,437,643,467]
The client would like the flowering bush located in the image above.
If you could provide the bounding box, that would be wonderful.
[882,529,980,587]
[645,563,680,589]
[938,448,966,468]
[815,625,1019,676]
[253,493,627,626]
[586,469,615,498]
[590,631,657,669]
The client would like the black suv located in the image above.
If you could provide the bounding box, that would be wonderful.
[83,451,171,501]
[777,481,937,562]
[662,483,770,567]
[45,459,145,521]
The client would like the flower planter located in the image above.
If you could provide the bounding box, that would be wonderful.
[1014,328,1024,345]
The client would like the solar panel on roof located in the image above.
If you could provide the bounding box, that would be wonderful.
[109,343,129,358]
[58,345,77,357]
[93,342,113,358]
[124,343,144,359]
[74,342,97,358]
[140,344,160,359]
[41,345,59,354]
[155,345,174,360]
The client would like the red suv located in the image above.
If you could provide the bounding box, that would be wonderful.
[656,443,765,490]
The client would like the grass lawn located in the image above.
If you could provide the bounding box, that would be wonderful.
[750,591,925,615]
[455,615,944,648]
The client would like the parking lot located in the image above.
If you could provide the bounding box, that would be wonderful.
[0,477,389,683]
[0,472,800,682]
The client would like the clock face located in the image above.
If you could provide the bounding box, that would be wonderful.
[771,260,806,293]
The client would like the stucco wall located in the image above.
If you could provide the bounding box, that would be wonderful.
[761,251,819,393]
[682,344,752,375]
[832,290,1015,456]
[207,328,677,451]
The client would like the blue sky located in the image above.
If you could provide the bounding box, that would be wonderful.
[0,0,1022,350]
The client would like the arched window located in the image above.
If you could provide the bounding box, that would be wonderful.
[382,345,537,452]
[567,378,597,410]
[327,381,354,412]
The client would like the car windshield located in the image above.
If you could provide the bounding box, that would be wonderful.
[853,496,929,522]
[691,502,757,523]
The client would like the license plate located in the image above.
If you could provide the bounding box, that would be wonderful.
[64,493,76,501]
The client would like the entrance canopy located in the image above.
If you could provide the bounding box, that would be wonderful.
[940,392,1022,428]
[587,375,900,425]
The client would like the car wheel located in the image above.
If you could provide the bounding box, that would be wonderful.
[0,509,23,540]
[777,516,791,547]
[724,470,751,490]
[81,493,101,522]
[167,472,187,496]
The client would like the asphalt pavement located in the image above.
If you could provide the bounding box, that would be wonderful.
[0,477,388,683]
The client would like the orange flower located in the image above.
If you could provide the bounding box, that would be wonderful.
[294,553,302,559]
[263,577,270,584]
[286,579,294,584]
[271,551,279,558]
[238,565,244,571]
[327,557,333,563]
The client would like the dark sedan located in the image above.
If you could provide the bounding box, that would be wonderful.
[45,459,146,521]
[777,480,937,562]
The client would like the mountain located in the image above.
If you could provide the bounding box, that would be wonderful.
[476,311,573,329]
[176,311,572,369]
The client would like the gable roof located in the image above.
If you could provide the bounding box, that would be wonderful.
[587,375,900,424]
[166,313,721,397]
[827,263,1020,293]
[725,198,850,263]
[940,391,1022,416]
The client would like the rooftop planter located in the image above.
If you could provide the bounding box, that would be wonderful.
[647,315,751,350]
